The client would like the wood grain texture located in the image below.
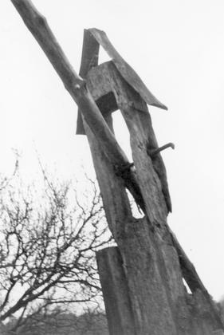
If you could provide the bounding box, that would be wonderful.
[77,29,100,134]
[89,28,168,110]
[10,1,223,333]
[96,247,136,335]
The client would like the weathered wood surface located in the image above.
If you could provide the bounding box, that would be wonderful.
[9,1,119,161]
[87,61,172,214]
[85,62,222,334]
[0,322,13,335]
[10,1,223,334]
[80,87,179,333]
[76,27,168,134]
[170,229,223,329]
[89,28,168,110]
[77,29,100,135]
[83,122,179,334]
[11,0,82,89]
[85,64,185,335]
[86,61,222,311]
[96,247,136,335]
[10,1,144,203]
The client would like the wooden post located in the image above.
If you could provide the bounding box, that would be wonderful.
[96,247,136,335]
[85,61,222,334]
[10,2,223,334]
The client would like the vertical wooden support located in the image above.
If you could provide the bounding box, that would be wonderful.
[83,70,180,333]
[96,247,136,335]
[85,61,222,334]
[84,121,179,334]
[9,3,223,331]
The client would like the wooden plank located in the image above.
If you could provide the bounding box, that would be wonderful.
[116,216,180,335]
[10,3,223,332]
[88,28,168,110]
[87,61,171,214]
[170,229,224,329]
[10,0,142,184]
[11,0,83,89]
[96,247,136,335]
[83,120,133,238]
[86,63,182,335]
[86,61,224,334]
[83,110,178,335]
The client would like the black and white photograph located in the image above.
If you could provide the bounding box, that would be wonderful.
[0,1,224,334]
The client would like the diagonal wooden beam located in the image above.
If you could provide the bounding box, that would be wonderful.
[10,0,127,165]
[10,0,145,210]
[10,2,223,330]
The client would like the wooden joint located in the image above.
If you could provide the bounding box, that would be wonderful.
[114,162,134,177]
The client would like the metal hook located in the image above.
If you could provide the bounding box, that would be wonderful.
[150,143,175,157]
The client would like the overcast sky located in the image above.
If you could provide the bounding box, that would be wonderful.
[1,0,224,301]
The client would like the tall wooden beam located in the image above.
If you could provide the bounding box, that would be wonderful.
[96,247,136,335]
[10,1,223,334]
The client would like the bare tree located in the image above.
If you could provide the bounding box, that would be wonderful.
[8,306,109,335]
[0,170,112,333]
